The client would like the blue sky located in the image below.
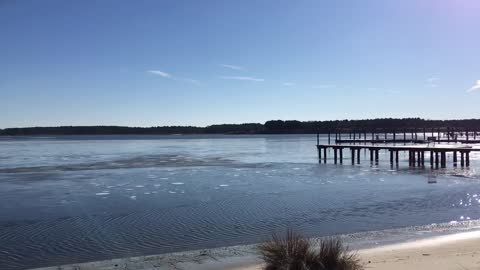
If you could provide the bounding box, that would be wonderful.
[1,0,480,128]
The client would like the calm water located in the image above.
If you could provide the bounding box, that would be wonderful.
[1,134,480,269]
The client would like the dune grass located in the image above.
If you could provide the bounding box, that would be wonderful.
[257,230,363,270]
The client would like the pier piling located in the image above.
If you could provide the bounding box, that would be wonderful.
[351,148,355,165]
[441,151,446,168]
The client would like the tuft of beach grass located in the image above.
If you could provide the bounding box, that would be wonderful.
[258,229,363,270]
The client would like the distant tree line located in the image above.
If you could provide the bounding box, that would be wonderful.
[1,118,480,136]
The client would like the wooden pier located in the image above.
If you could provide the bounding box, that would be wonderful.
[325,127,480,144]
[316,144,478,168]
[335,139,480,144]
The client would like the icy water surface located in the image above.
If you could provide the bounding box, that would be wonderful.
[1,134,480,269]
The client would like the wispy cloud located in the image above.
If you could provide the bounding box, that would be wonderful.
[311,84,336,89]
[179,78,201,85]
[221,76,264,82]
[147,70,172,78]
[219,64,244,71]
[426,77,439,88]
[282,82,295,86]
[147,70,200,85]
[387,90,401,94]
[467,80,480,92]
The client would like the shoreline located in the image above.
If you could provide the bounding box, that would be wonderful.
[32,228,480,270]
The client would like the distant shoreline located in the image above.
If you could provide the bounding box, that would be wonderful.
[2,118,480,136]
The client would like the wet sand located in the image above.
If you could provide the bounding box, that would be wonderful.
[32,231,480,270]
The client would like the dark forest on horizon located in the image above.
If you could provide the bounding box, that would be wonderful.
[2,118,480,136]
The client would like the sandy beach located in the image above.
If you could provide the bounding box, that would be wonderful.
[359,231,480,270]
[33,231,480,270]
[232,232,480,270]
[228,232,480,270]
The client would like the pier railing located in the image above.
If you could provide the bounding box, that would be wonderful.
[316,127,480,145]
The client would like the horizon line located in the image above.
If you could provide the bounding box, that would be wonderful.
[2,117,480,130]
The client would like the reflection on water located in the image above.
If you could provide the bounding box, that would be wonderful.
[0,135,479,269]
